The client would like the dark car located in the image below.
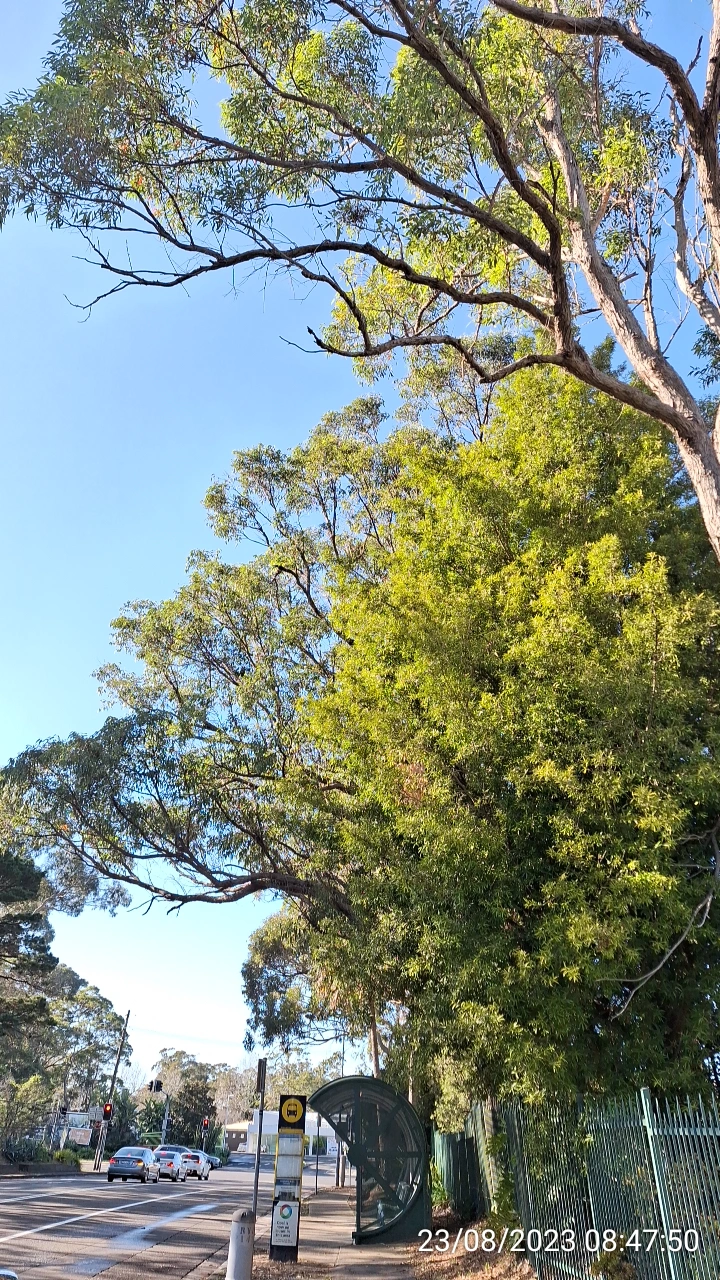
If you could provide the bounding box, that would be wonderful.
[206,1154,221,1169]
[107,1146,160,1183]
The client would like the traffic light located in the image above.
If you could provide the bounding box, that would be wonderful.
[103,1102,114,1122]
[147,1079,164,1093]
[202,1116,209,1132]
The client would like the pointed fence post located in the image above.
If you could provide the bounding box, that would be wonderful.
[640,1087,678,1280]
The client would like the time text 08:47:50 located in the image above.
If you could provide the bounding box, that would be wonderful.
[417,1228,701,1255]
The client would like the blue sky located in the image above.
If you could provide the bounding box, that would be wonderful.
[0,0,713,1080]
[0,2,359,1079]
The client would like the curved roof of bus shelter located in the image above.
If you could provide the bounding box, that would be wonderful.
[309,1075,428,1241]
[310,1075,426,1150]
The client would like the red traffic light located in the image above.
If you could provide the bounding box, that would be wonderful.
[103,1102,114,1121]
[202,1116,209,1131]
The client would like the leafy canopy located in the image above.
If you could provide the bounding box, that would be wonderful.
[8,365,720,1102]
[6,1,720,559]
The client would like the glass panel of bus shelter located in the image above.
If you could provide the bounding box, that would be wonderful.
[311,1076,426,1240]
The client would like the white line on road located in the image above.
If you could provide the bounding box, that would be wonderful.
[0,1178,219,1207]
[0,1186,208,1243]
[71,1203,221,1277]
[0,1182,131,1207]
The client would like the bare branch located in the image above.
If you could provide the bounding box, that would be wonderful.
[491,0,702,134]
[610,824,720,1017]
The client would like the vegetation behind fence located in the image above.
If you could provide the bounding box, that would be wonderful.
[433,1089,720,1280]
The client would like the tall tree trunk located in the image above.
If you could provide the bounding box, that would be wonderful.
[369,1012,381,1078]
[675,435,720,562]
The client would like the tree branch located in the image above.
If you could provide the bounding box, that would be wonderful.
[610,824,720,1017]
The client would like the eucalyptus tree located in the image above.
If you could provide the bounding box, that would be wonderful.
[5,2,720,557]
[8,369,720,1098]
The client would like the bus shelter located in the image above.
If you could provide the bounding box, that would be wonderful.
[309,1075,430,1244]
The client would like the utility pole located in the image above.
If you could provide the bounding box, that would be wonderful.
[251,1058,267,1218]
[93,1009,130,1173]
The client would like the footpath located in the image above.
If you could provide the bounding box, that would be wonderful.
[196,1187,415,1280]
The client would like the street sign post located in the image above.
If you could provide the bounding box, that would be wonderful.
[251,1058,266,1219]
[269,1094,306,1263]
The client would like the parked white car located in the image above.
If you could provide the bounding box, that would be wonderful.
[153,1149,189,1182]
[184,1150,211,1179]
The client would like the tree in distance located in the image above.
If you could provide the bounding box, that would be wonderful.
[6,3,720,557]
[8,365,720,1105]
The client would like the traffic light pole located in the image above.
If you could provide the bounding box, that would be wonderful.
[93,1009,130,1173]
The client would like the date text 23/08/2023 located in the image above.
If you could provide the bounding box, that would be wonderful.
[417,1227,701,1256]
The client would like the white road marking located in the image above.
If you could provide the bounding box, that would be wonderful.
[0,1186,208,1243]
[0,1183,122,1207]
[72,1203,220,1276]
[0,1178,216,1207]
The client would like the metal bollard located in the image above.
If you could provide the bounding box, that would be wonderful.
[226,1208,255,1280]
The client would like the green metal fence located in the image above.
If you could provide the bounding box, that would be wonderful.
[434,1089,720,1280]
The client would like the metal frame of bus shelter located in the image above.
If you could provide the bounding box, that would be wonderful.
[309,1075,430,1244]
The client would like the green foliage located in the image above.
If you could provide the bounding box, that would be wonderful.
[0,1075,52,1149]
[484,1135,519,1232]
[0,0,708,469]
[0,801,57,1073]
[0,799,130,1150]
[53,1145,80,1167]
[263,1053,343,1111]
[137,1096,165,1139]
[429,1159,449,1209]
[692,327,720,388]
[169,1064,217,1147]
[48,973,131,1108]
[591,1240,638,1280]
[106,1086,138,1150]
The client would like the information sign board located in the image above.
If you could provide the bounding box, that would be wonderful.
[66,1112,89,1129]
[270,1201,300,1248]
[68,1128,92,1145]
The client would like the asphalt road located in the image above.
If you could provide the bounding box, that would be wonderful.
[0,1158,337,1280]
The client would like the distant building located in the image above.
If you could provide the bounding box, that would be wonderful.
[225,1109,338,1155]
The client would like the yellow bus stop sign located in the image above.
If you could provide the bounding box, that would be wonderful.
[279,1095,306,1131]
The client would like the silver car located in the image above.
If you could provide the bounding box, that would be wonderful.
[154,1148,189,1182]
[107,1146,160,1183]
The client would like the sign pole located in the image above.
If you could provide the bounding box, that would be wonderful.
[251,1058,267,1219]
